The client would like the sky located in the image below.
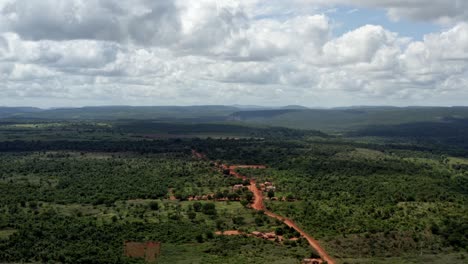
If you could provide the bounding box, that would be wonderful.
[0,0,468,108]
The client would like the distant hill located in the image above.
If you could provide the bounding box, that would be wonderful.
[2,106,468,133]
[281,105,309,110]
[229,109,302,121]
[0,105,240,120]
[332,105,399,110]
[230,105,309,110]
[0,105,308,121]
[0,107,42,118]
[229,105,271,110]
[228,106,468,131]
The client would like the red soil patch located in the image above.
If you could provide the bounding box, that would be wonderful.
[215,230,243,236]
[124,241,161,263]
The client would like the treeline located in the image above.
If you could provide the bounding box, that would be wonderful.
[0,140,190,154]
[350,118,468,157]
[117,121,329,139]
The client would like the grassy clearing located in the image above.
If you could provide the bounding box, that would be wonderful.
[0,229,17,239]
[448,157,468,165]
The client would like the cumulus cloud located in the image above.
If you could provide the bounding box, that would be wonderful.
[0,0,181,45]
[216,15,330,61]
[373,0,468,24]
[256,0,468,24]
[320,25,400,65]
[400,23,468,87]
[0,1,467,107]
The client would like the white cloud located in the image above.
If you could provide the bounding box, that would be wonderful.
[216,15,330,61]
[0,0,181,45]
[321,25,399,65]
[400,22,468,88]
[255,0,468,24]
[0,1,467,107]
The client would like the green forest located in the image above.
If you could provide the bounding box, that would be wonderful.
[0,119,467,263]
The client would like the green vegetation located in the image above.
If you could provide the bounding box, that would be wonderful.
[0,131,315,263]
[230,106,468,131]
[158,236,311,264]
[215,141,467,263]
[0,115,466,263]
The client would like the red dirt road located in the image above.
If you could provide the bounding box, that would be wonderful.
[234,167,336,264]
[190,152,335,264]
[215,230,243,236]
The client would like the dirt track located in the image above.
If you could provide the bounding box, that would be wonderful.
[232,166,336,264]
[215,230,243,236]
[191,151,335,264]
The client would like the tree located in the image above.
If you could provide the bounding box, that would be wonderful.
[215,192,224,200]
[240,199,249,208]
[206,231,214,239]
[202,203,217,216]
[196,234,204,243]
[275,227,284,236]
[216,219,226,232]
[227,193,239,201]
[187,211,196,221]
[149,201,159,211]
[193,202,202,212]
[232,216,245,226]
[267,190,275,199]
[245,192,253,202]
[255,217,264,226]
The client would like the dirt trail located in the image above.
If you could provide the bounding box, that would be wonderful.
[232,166,336,264]
[190,152,335,264]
